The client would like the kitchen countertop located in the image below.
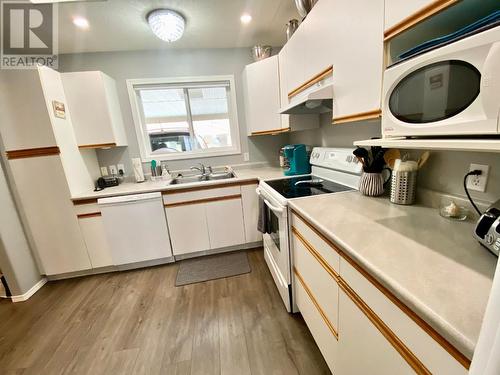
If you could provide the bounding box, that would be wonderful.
[72,165,284,201]
[288,192,497,360]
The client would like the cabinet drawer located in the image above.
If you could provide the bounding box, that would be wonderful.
[163,185,241,205]
[340,258,469,374]
[294,268,338,373]
[292,227,339,333]
[291,212,340,274]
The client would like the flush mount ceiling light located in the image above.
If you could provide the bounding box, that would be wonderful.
[147,9,185,42]
[72,16,89,29]
[240,13,252,24]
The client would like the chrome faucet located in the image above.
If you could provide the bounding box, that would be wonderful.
[190,163,207,176]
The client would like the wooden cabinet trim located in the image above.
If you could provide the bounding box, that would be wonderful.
[338,278,432,374]
[164,194,242,208]
[291,210,471,369]
[162,180,258,194]
[332,109,382,124]
[292,226,339,281]
[78,143,117,149]
[250,127,290,136]
[6,146,60,160]
[73,198,99,205]
[76,212,102,219]
[288,66,333,99]
[294,267,339,340]
[384,0,459,41]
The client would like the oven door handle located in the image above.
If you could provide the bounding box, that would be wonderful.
[256,187,285,214]
[265,199,284,214]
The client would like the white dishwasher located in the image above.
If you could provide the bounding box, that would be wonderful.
[98,192,173,268]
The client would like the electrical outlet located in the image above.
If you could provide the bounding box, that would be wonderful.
[109,165,118,175]
[467,164,489,192]
[100,166,108,176]
[117,163,125,176]
[243,152,250,162]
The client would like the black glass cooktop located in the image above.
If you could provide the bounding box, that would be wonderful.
[265,175,354,199]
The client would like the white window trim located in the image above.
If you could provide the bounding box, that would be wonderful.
[126,75,241,162]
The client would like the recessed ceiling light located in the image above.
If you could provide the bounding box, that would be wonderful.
[147,9,185,43]
[240,13,252,24]
[72,16,89,29]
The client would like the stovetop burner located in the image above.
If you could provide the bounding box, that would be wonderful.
[264,175,354,199]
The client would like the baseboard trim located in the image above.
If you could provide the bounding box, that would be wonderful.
[11,278,47,303]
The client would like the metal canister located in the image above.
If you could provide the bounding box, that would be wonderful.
[286,19,299,41]
[390,170,417,205]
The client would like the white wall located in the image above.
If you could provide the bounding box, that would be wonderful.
[58,48,290,174]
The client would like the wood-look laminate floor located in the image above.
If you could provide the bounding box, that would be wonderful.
[0,249,331,375]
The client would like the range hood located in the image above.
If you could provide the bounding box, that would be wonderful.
[280,82,333,115]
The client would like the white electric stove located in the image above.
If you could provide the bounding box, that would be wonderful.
[256,147,362,312]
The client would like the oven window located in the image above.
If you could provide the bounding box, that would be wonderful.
[266,207,281,251]
[389,60,481,123]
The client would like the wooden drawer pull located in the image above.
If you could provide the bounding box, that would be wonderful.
[164,194,241,208]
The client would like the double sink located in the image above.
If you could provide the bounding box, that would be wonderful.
[170,171,236,185]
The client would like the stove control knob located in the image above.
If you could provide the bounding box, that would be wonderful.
[486,233,495,245]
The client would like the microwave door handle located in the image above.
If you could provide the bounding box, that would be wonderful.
[264,199,284,214]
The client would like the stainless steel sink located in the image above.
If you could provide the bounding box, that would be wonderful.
[171,171,235,185]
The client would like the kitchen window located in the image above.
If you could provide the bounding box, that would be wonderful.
[127,76,241,161]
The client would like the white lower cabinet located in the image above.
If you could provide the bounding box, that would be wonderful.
[338,288,415,375]
[290,212,469,375]
[295,274,338,372]
[206,197,245,249]
[166,204,211,256]
[77,215,113,268]
[164,184,254,257]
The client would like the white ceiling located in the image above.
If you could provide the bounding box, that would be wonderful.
[57,0,300,54]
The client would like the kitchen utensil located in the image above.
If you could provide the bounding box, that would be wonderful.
[384,149,400,169]
[286,19,299,40]
[353,147,370,169]
[390,170,417,205]
[251,45,272,61]
[418,151,430,169]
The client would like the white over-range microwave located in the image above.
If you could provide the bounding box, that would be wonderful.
[383,26,500,137]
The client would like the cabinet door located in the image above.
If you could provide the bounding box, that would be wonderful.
[385,0,435,31]
[62,71,127,148]
[78,216,113,268]
[206,197,246,249]
[302,0,336,83]
[338,289,415,375]
[8,155,92,275]
[241,184,262,243]
[283,28,307,96]
[331,0,384,121]
[166,204,210,256]
[243,56,282,135]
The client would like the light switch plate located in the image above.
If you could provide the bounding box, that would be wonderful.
[243,152,250,162]
[109,165,118,175]
[100,166,108,176]
[467,164,489,192]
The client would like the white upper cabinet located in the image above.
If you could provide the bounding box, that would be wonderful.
[243,56,282,135]
[301,0,336,83]
[281,30,307,96]
[330,0,384,122]
[384,0,437,31]
[62,71,127,149]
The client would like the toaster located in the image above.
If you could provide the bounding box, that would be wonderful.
[474,199,500,256]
